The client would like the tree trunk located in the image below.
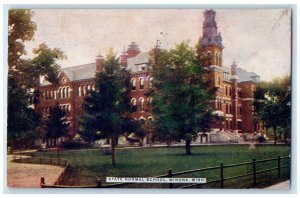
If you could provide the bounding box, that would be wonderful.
[185,139,191,155]
[273,127,277,145]
[111,138,116,166]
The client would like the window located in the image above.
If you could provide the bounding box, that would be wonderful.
[139,78,144,90]
[59,88,63,98]
[226,103,228,114]
[148,77,153,88]
[83,86,86,96]
[225,86,228,95]
[92,84,95,91]
[54,90,57,99]
[147,97,152,107]
[229,87,232,96]
[239,106,242,115]
[131,79,136,90]
[131,98,137,106]
[78,87,81,96]
[139,97,144,111]
[229,103,232,114]
[66,87,69,98]
[217,76,221,86]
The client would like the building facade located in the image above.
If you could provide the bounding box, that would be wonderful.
[35,10,264,146]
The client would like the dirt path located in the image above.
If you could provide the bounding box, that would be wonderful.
[7,155,64,188]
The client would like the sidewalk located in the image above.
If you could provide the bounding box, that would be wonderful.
[265,180,290,190]
[6,155,64,188]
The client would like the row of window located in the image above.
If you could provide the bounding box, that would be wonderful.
[216,98,243,115]
[206,51,222,66]
[131,97,152,112]
[42,104,71,115]
[131,77,153,91]
[78,84,95,97]
[41,90,57,100]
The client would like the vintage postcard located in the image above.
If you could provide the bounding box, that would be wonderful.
[6,7,292,190]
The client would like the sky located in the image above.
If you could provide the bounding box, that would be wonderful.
[23,9,292,82]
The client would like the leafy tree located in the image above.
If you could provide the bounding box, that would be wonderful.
[149,42,212,155]
[79,50,137,166]
[254,76,291,144]
[44,104,69,146]
[8,9,65,150]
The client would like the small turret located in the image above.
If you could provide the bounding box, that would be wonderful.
[126,42,140,58]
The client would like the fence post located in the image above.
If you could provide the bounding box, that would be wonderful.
[220,163,224,188]
[168,169,173,188]
[40,177,45,188]
[96,178,102,188]
[278,155,281,178]
[252,159,257,187]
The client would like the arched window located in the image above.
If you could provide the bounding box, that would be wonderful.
[62,88,66,98]
[83,86,86,96]
[147,97,152,107]
[139,78,144,89]
[229,103,232,114]
[87,85,91,91]
[92,84,95,91]
[139,97,144,111]
[226,103,228,114]
[218,76,221,86]
[148,77,153,88]
[131,98,137,106]
[66,87,69,98]
[49,91,52,99]
[219,98,222,110]
[225,86,228,95]
[131,79,136,90]
[229,87,232,96]
[59,88,63,98]
[54,90,57,99]
[78,86,81,96]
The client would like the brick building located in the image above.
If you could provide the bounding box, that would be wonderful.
[35,9,264,146]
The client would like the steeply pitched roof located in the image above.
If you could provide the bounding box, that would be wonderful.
[126,52,150,73]
[223,66,260,83]
[40,62,96,86]
[62,62,96,81]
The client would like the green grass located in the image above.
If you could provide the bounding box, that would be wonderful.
[29,144,290,188]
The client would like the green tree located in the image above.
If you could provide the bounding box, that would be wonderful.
[254,76,291,144]
[150,42,212,155]
[79,50,137,166]
[44,104,69,146]
[8,9,65,150]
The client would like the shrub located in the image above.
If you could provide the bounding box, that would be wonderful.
[60,140,92,149]
[257,136,266,143]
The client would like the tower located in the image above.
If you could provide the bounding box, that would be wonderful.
[201,9,224,67]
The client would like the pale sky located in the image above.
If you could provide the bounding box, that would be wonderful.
[24,9,291,81]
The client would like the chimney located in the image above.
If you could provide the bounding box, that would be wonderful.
[230,59,238,80]
[120,47,128,68]
[95,53,104,72]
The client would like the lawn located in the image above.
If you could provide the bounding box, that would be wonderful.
[29,144,291,188]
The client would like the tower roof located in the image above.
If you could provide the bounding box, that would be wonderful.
[201,9,224,48]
